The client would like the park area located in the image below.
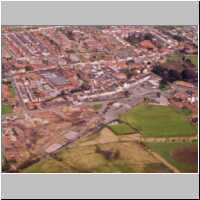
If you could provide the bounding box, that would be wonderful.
[145,141,198,172]
[119,104,197,137]
[22,128,171,173]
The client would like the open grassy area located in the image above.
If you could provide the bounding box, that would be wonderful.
[185,54,198,68]
[22,130,169,173]
[166,52,182,63]
[146,141,198,172]
[8,83,16,97]
[92,103,102,111]
[166,52,197,68]
[119,104,196,137]
[2,103,13,114]
[108,123,135,135]
[177,107,192,116]
[22,142,169,173]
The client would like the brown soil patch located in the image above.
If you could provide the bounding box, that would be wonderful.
[172,145,198,164]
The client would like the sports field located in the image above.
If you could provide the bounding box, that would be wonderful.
[119,104,196,137]
[146,141,198,172]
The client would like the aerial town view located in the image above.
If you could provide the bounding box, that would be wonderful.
[1,25,198,173]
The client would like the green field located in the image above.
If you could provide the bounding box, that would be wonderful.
[119,104,196,137]
[22,138,170,173]
[185,54,198,68]
[166,52,182,63]
[146,141,198,172]
[177,107,192,116]
[108,123,135,135]
[2,103,13,114]
[8,83,16,96]
[92,103,102,111]
[166,52,198,68]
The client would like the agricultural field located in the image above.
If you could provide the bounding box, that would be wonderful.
[119,104,197,137]
[145,141,198,172]
[22,128,171,173]
[108,122,136,135]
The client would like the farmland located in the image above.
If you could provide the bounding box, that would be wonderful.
[22,128,171,173]
[119,104,196,137]
[145,141,198,172]
[108,122,135,135]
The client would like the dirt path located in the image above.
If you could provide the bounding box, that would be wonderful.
[142,135,197,143]
[147,149,181,173]
[76,133,198,147]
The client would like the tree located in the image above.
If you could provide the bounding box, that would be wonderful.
[156,92,161,98]
[66,31,74,40]
[181,69,196,81]
[124,91,130,97]
[185,58,192,64]
[144,97,150,103]
[168,69,181,82]
[144,33,153,40]
[152,65,165,76]
[159,78,168,90]
[123,68,134,79]
[25,65,33,71]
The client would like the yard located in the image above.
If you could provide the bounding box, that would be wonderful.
[145,141,198,172]
[119,104,197,137]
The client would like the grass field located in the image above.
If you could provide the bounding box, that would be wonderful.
[22,142,170,173]
[166,52,182,63]
[92,103,102,111]
[119,104,196,137]
[2,103,13,114]
[22,129,170,173]
[146,141,198,172]
[177,107,192,116]
[108,123,135,135]
[185,54,198,68]
[8,83,16,97]
[166,52,198,68]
